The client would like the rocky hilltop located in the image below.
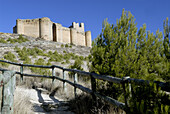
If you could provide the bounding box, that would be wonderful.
[0,32,91,72]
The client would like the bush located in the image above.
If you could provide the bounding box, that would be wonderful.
[61,44,64,48]
[4,52,17,62]
[23,57,32,64]
[63,50,66,53]
[17,35,29,42]
[65,44,69,48]
[0,39,7,43]
[79,56,84,60]
[69,58,83,71]
[63,53,71,60]
[18,47,29,61]
[0,58,9,67]
[30,58,52,76]
[14,46,21,52]
[7,35,29,44]
[66,59,70,64]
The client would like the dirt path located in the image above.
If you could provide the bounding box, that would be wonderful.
[14,87,74,114]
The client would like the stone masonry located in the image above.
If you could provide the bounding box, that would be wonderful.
[13,17,91,47]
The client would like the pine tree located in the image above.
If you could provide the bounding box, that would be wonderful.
[90,9,167,81]
[163,17,170,61]
[163,17,170,81]
[91,9,138,78]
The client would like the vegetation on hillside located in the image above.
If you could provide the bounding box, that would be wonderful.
[0,43,87,75]
[0,35,29,44]
[88,9,170,113]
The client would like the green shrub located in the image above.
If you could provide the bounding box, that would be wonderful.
[53,50,59,55]
[14,46,21,53]
[69,58,84,71]
[47,61,52,66]
[61,61,65,64]
[0,58,9,67]
[79,56,84,60]
[63,53,71,60]
[30,58,52,76]
[65,44,69,48]
[0,39,7,43]
[18,47,29,61]
[61,44,64,48]
[72,55,79,60]
[7,38,15,43]
[63,50,66,53]
[7,35,29,44]
[23,57,32,64]
[66,59,70,64]
[48,51,53,57]
[4,52,17,62]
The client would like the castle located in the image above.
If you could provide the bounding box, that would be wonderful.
[13,17,91,47]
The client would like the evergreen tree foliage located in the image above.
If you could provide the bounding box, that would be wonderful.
[163,17,170,81]
[90,9,169,81]
[90,9,170,113]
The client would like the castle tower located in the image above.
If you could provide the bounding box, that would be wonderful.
[85,31,92,47]
[70,28,77,45]
[39,17,52,41]
[16,19,24,34]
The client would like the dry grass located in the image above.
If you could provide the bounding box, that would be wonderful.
[68,93,125,114]
[13,88,34,114]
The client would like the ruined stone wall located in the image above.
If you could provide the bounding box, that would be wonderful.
[77,32,86,46]
[16,19,24,34]
[55,23,62,42]
[22,19,40,38]
[62,27,70,44]
[70,28,77,45]
[13,17,92,47]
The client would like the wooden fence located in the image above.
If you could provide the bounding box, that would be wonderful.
[0,70,16,114]
[0,59,169,112]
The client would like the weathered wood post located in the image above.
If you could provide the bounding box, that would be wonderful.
[20,64,23,82]
[91,74,96,102]
[51,66,55,90]
[122,76,130,112]
[1,71,16,114]
[0,73,3,111]
[62,69,67,93]
[74,72,78,98]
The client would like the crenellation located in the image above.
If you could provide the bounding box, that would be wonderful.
[13,17,91,47]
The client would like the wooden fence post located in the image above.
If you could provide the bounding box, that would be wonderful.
[122,76,130,112]
[1,71,16,114]
[91,74,96,101]
[51,66,55,90]
[20,64,23,82]
[0,74,3,112]
[63,69,67,93]
[74,73,78,98]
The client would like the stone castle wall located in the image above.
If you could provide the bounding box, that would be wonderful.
[13,17,91,47]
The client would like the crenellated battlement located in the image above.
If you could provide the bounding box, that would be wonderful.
[13,17,91,47]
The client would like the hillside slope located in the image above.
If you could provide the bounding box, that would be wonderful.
[0,32,91,72]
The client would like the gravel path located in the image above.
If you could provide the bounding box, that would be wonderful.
[14,87,74,114]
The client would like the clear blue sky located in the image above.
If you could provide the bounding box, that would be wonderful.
[0,0,170,40]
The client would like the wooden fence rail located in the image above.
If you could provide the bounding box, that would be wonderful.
[0,59,169,112]
[0,71,16,114]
